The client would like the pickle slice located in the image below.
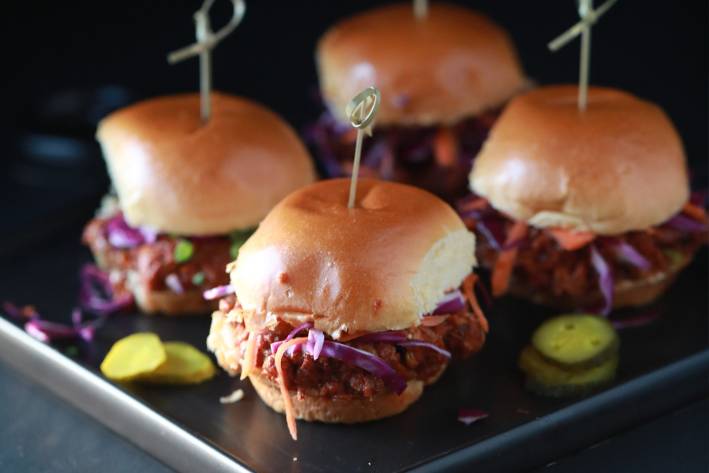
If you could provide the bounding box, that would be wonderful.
[519,345,618,398]
[138,341,216,385]
[532,314,618,369]
[100,333,166,382]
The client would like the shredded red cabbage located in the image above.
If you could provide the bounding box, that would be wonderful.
[665,214,708,233]
[458,408,489,425]
[71,308,102,342]
[590,245,614,316]
[270,322,314,354]
[611,240,651,270]
[4,265,125,345]
[164,274,184,294]
[203,285,234,301]
[79,265,133,315]
[398,341,451,358]
[318,341,407,394]
[272,325,453,394]
[305,329,325,360]
[432,290,465,315]
[105,213,157,249]
[272,334,407,394]
[4,302,104,344]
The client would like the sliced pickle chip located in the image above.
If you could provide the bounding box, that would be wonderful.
[138,341,216,385]
[100,333,166,382]
[532,314,618,369]
[519,345,618,398]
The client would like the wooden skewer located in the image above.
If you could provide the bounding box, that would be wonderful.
[345,87,381,209]
[548,0,618,111]
[167,0,246,121]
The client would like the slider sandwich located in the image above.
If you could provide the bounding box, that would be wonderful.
[462,85,707,313]
[83,93,315,315]
[207,178,487,439]
[309,3,527,201]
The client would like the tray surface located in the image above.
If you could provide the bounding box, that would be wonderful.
[0,230,707,472]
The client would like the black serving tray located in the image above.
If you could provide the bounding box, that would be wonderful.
[0,230,707,473]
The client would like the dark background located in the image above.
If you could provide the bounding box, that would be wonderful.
[0,1,706,472]
[1,0,707,167]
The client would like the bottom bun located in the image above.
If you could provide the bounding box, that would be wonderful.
[509,259,689,310]
[131,281,217,316]
[250,373,424,424]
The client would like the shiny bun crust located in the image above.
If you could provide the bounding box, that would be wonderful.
[470,85,689,235]
[316,3,526,126]
[97,93,315,236]
[250,374,423,424]
[231,179,476,337]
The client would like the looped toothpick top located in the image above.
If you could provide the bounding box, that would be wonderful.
[346,86,381,209]
[168,0,245,63]
[547,0,618,111]
[167,0,246,121]
[346,86,382,130]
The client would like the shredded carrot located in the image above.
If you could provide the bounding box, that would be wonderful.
[491,221,527,297]
[421,315,450,327]
[239,331,258,381]
[548,228,596,251]
[462,274,489,334]
[683,202,708,222]
[275,337,308,441]
[433,127,459,167]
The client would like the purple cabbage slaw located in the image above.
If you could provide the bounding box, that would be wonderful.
[4,264,132,344]
[203,284,235,301]
[105,212,157,249]
[665,214,708,233]
[79,264,133,315]
[459,193,709,317]
[432,289,466,315]
[457,408,489,425]
[270,323,452,395]
[589,245,614,316]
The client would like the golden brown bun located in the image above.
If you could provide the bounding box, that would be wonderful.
[250,373,423,424]
[316,3,526,126]
[131,285,217,316]
[470,85,689,235]
[97,93,315,236]
[231,179,476,337]
[507,257,690,310]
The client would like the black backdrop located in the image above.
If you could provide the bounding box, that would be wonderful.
[1,0,707,180]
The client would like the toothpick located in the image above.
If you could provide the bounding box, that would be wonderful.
[414,0,428,20]
[167,0,246,122]
[548,0,618,111]
[346,87,381,209]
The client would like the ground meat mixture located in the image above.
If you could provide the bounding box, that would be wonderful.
[465,201,707,302]
[83,215,232,294]
[218,297,485,400]
[306,110,498,202]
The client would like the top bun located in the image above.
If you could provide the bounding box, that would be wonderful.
[316,3,526,127]
[230,179,476,337]
[97,93,315,235]
[470,85,689,235]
